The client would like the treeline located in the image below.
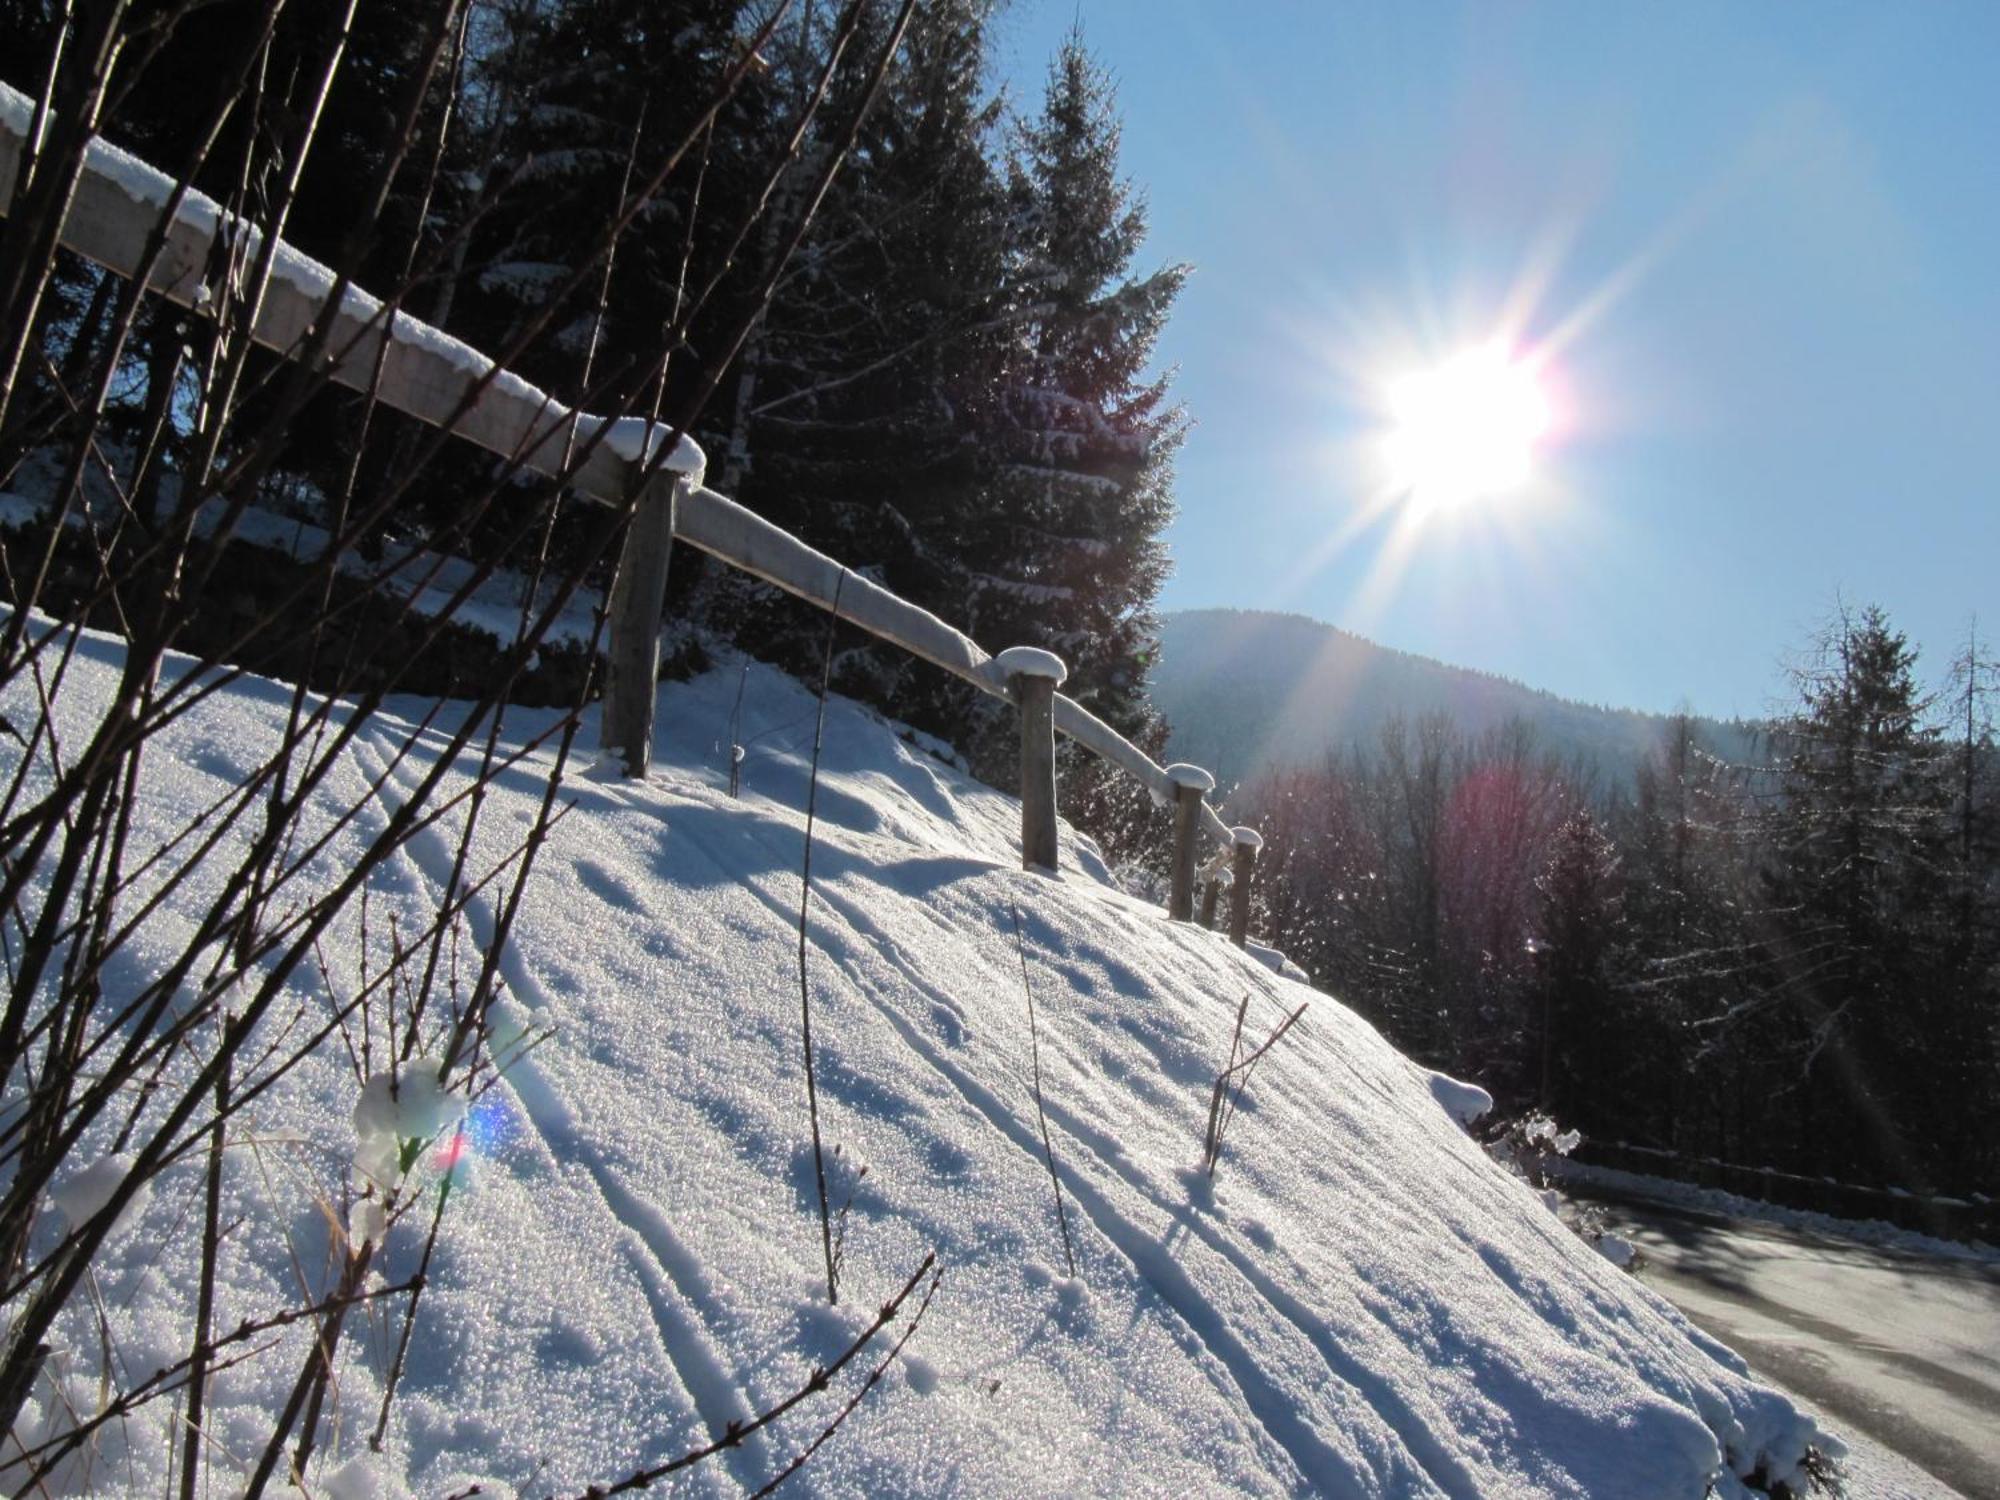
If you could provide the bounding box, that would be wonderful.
[1237,605,1999,1203]
[0,0,1183,859]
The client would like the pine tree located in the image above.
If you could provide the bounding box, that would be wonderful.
[1532,807,1623,1128]
[1759,604,1953,1183]
[963,30,1186,765]
[709,0,1014,698]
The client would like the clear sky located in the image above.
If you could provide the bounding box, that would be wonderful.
[994,1,2000,719]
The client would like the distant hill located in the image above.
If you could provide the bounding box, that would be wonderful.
[1148,608,1758,791]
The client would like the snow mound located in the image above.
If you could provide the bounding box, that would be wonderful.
[0,626,1835,1498]
[1426,1070,1494,1126]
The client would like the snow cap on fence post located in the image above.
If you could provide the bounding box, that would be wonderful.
[1229,826,1262,948]
[1164,763,1215,921]
[996,647,1068,872]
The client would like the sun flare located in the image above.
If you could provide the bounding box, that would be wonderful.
[1383,344,1550,511]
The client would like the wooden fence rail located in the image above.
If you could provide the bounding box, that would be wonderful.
[0,80,1250,929]
[1563,1139,1998,1244]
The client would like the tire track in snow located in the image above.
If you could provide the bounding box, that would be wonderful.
[349,729,775,1490]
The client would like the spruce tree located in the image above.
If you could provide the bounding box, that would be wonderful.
[1759,604,1954,1183]
[969,31,1185,741]
[709,0,1014,702]
[1532,807,1624,1128]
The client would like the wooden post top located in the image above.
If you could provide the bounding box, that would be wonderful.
[994,646,1068,686]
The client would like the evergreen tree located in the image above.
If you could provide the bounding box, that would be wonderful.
[1532,807,1624,1128]
[1618,712,1760,1157]
[964,31,1186,764]
[709,0,1013,703]
[1757,604,1954,1184]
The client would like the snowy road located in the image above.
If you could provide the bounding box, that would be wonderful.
[1578,1191,2000,1499]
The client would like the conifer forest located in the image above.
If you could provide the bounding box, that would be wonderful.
[1237,605,1998,1218]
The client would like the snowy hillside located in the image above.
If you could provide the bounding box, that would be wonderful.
[6,624,1839,1498]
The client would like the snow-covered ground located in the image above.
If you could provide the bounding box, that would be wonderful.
[1570,1181,2000,1499]
[4,623,1850,1497]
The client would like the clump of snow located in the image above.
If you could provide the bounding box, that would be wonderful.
[1244,940,1310,982]
[321,1453,400,1500]
[1596,1234,1638,1269]
[349,1197,388,1252]
[353,1066,465,1197]
[49,1153,151,1239]
[993,645,1069,684]
[1163,761,1216,792]
[1230,825,1264,850]
[575,414,706,479]
[901,1353,941,1395]
[1519,1114,1583,1156]
[1422,1072,1491,1127]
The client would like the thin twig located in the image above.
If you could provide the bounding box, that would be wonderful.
[746,1261,944,1498]
[799,569,848,1305]
[1204,997,1307,1178]
[1009,903,1077,1277]
[569,1250,938,1498]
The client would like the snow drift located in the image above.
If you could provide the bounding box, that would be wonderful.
[2,623,1830,1497]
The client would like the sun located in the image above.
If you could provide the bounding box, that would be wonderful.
[1383,343,1551,511]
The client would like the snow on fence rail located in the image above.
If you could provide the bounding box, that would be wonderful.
[0,81,1255,931]
[1570,1138,1999,1243]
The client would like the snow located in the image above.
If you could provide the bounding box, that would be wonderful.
[1426,1071,1494,1126]
[0,617,1847,1498]
[48,1154,151,1239]
[1164,761,1216,792]
[1245,940,1311,983]
[0,480,608,649]
[1550,1159,1999,1264]
[1231,824,1265,850]
[993,645,1068,683]
[353,1066,468,1198]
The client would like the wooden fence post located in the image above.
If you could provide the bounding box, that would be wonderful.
[600,471,684,777]
[996,647,1067,871]
[1165,763,1214,921]
[1228,826,1261,948]
[1199,879,1220,928]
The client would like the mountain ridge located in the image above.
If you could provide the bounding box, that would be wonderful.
[1147,607,1759,791]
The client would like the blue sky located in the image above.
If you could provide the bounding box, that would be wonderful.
[994,1,2000,719]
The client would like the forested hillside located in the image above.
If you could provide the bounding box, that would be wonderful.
[1225,604,1998,1220]
[1150,607,1757,790]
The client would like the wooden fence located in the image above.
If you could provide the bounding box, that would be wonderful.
[0,81,1263,938]
[1565,1138,1999,1244]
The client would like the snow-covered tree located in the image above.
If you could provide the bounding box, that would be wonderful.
[963,30,1186,756]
